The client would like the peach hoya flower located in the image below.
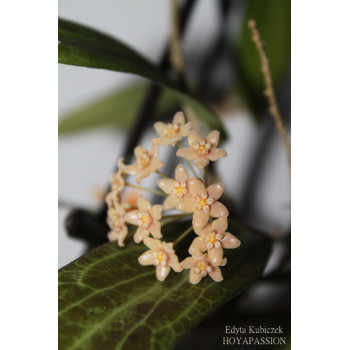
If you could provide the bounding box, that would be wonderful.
[138,237,183,281]
[157,164,190,210]
[181,254,227,284]
[125,196,163,243]
[189,218,240,266]
[124,145,164,184]
[177,178,229,230]
[176,130,227,169]
[110,158,127,192]
[152,111,192,146]
[107,204,128,247]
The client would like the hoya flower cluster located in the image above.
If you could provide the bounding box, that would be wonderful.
[105,111,240,284]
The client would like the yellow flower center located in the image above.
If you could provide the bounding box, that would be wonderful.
[194,260,212,276]
[193,140,211,155]
[137,152,151,168]
[205,231,223,249]
[195,192,214,212]
[173,181,188,198]
[165,123,180,138]
[137,212,152,227]
[153,249,169,266]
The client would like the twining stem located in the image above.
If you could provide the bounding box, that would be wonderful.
[248,19,291,170]
[125,182,166,197]
[156,170,168,179]
[174,225,194,246]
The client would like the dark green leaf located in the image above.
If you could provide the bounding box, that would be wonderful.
[58,220,271,350]
[235,0,291,115]
[58,84,178,135]
[58,18,227,139]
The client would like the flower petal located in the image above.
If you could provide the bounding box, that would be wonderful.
[177,197,195,213]
[194,157,210,169]
[134,227,148,243]
[189,269,203,284]
[150,144,160,157]
[123,164,138,175]
[188,178,205,196]
[156,265,171,281]
[175,164,189,182]
[137,196,151,211]
[143,237,162,250]
[117,227,128,247]
[211,217,228,234]
[153,121,167,135]
[180,122,192,137]
[207,130,220,147]
[173,111,185,125]
[209,266,223,282]
[168,255,183,272]
[176,148,197,160]
[193,211,209,230]
[208,247,224,266]
[221,233,241,249]
[149,221,162,239]
[157,179,175,194]
[125,210,141,225]
[151,205,163,221]
[107,230,119,242]
[209,148,227,161]
[134,146,147,158]
[149,158,164,172]
[187,131,202,146]
[189,237,207,258]
[163,194,178,210]
[210,202,229,218]
[181,256,196,269]
[207,182,224,200]
[138,250,154,265]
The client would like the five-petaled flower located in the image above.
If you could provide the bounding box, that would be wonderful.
[176,130,227,169]
[189,218,240,266]
[181,254,226,284]
[110,158,127,193]
[177,178,228,230]
[124,145,164,184]
[107,204,128,247]
[138,237,183,281]
[157,164,190,210]
[152,111,192,146]
[125,196,163,243]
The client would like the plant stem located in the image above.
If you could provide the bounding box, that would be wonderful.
[156,170,168,179]
[203,167,208,187]
[174,225,194,246]
[125,182,166,197]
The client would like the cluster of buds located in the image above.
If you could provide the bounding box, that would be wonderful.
[105,111,240,284]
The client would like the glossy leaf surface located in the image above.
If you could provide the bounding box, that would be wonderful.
[58,220,271,350]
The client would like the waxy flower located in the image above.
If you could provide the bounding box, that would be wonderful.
[124,145,164,184]
[181,254,227,284]
[176,130,227,169]
[110,158,127,192]
[177,178,228,230]
[189,218,240,266]
[107,205,128,247]
[157,164,190,210]
[125,196,163,243]
[152,111,192,146]
[138,237,183,281]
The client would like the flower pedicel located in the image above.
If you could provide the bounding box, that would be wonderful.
[105,112,240,283]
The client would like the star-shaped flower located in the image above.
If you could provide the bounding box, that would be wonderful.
[124,145,164,184]
[181,254,226,284]
[138,237,183,281]
[189,218,240,266]
[125,196,163,243]
[107,204,128,247]
[110,158,127,193]
[176,130,227,169]
[157,164,190,210]
[177,178,228,230]
[152,111,192,146]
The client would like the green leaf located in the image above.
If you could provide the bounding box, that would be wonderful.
[58,18,227,139]
[58,220,271,350]
[236,0,291,114]
[58,84,178,135]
